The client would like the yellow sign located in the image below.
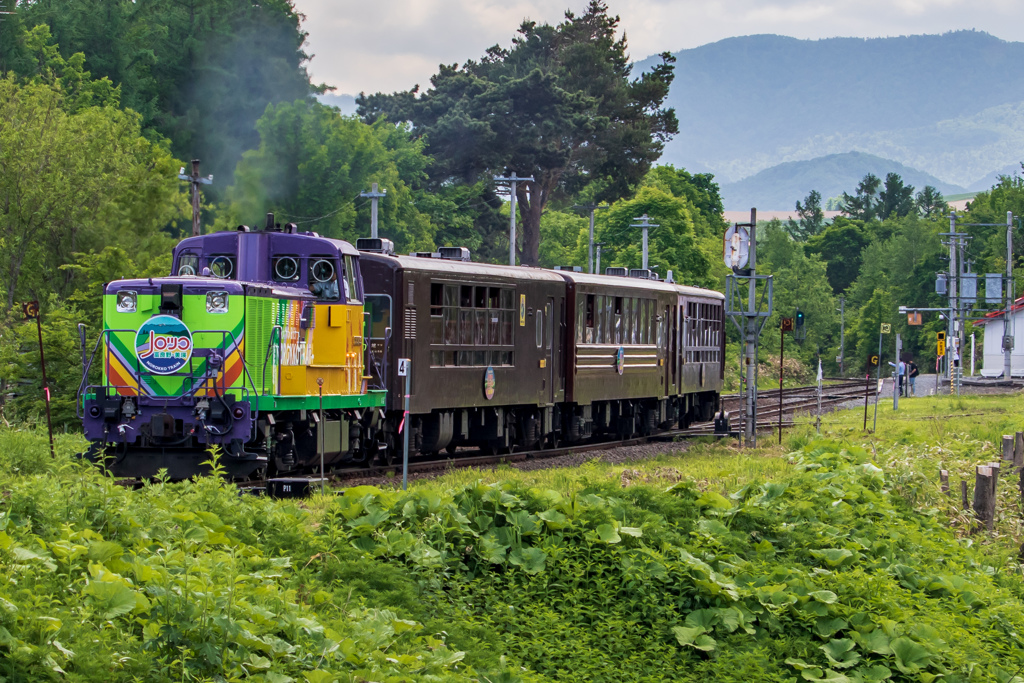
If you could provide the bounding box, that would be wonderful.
[937,340,946,356]
[880,323,891,334]
[519,294,526,326]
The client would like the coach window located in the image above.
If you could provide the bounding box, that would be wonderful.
[604,296,613,344]
[443,285,458,344]
[535,308,543,347]
[501,289,515,346]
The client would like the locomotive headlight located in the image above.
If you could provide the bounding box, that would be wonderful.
[116,290,137,313]
[206,291,229,314]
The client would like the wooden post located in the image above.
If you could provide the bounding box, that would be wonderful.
[974,466,994,532]
[1019,466,1024,515]
[1015,431,1024,469]
[961,480,969,511]
[940,469,949,495]
[1003,436,1015,461]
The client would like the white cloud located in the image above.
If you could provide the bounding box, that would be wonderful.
[297,0,1024,95]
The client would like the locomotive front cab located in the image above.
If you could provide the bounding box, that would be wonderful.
[81,276,261,477]
[80,221,386,479]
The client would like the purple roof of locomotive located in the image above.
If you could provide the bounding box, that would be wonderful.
[172,229,358,283]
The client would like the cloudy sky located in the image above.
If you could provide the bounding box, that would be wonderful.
[297,0,1024,96]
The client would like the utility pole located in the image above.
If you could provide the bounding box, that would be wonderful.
[1004,211,1014,379]
[838,295,845,376]
[178,159,213,237]
[574,203,609,273]
[631,214,658,271]
[595,242,604,274]
[360,182,387,239]
[494,172,534,266]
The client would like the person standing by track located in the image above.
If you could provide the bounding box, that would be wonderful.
[908,361,919,396]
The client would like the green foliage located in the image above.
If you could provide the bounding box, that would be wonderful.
[358,0,678,265]
[14,0,315,193]
[224,99,435,252]
[787,189,825,241]
[0,434,489,682]
[0,71,184,310]
[596,185,713,286]
[804,218,871,294]
[756,220,839,371]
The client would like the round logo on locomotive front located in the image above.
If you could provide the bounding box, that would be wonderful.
[135,315,193,375]
[483,365,496,400]
[615,346,625,375]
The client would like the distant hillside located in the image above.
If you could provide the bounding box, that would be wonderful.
[634,32,1024,188]
[720,152,966,210]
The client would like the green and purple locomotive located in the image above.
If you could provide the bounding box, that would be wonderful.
[79,216,386,479]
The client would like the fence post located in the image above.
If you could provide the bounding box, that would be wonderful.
[961,480,969,512]
[1015,432,1024,469]
[974,466,994,532]
[940,469,949,495]
[1003,436,1015,461]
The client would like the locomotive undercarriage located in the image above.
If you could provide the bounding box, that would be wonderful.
[88,405,384,480]
[393,391,722,458]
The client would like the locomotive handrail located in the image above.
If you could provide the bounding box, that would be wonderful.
[261,325,283,397]
[78,327,259,407]
[77,328,140,417]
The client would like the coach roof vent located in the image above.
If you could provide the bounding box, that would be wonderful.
[409,251,438,259]
[604,267,627,277]
[629,269,657,280]
[438,246,471,262]
[356,237,395,255]
[554,266,582,272]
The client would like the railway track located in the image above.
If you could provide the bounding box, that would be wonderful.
[116,380,868,492]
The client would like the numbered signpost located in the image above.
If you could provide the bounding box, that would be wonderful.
[873,323,890,432]
[398,359,411,490]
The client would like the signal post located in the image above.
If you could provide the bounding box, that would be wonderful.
[724,209,773,448]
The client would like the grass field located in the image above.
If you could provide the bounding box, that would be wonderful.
[2,393,1024,681]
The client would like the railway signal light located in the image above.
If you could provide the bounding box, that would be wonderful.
[795,310,804,329]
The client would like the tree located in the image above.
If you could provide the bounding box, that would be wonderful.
[841,173,881,222]
[0,68,184,311]
[916,185,949,218]
[357,1,678,265]
[595,186,713,287]
[223,100,435,252]
[785,189,825,241]
[878,172,915,220]
[15,0,315,195]
[804,218,871,294]
[756,220,840,372]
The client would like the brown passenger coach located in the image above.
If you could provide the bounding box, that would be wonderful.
[358,241,725,460]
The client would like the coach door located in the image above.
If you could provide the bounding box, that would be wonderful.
[543,297,556,404]
[666,303,678,395]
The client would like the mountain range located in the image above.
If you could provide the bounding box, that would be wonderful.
[321,31,1024,211]
[633,31,1024,209]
